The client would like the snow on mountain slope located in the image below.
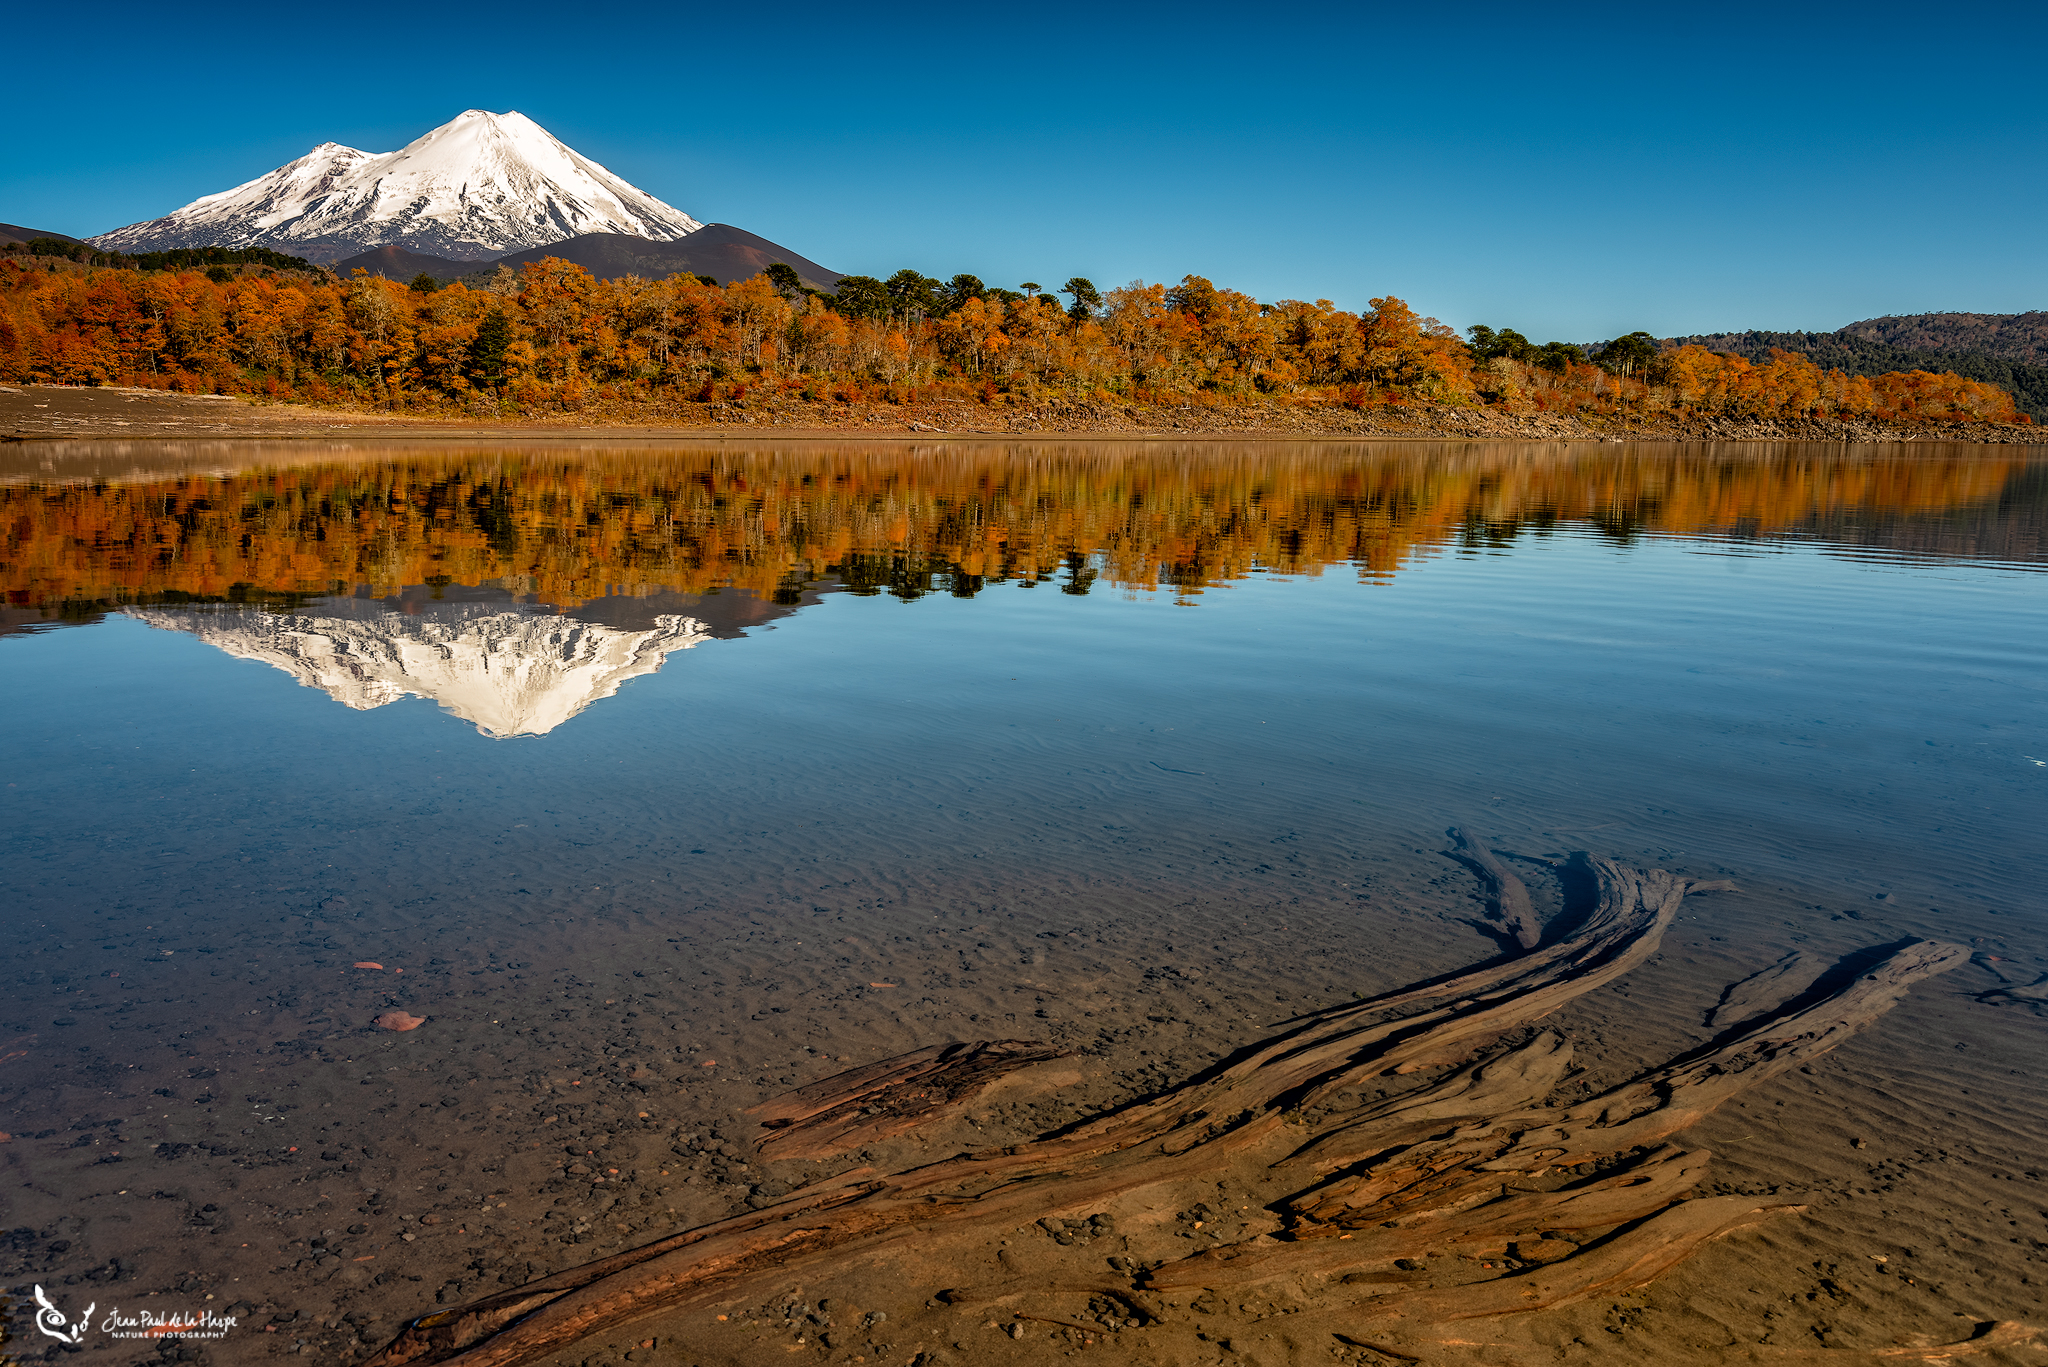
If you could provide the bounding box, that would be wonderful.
[91,111,702,263]
[126,598,709,738]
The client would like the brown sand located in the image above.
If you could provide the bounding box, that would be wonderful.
[2,838,2043,1367]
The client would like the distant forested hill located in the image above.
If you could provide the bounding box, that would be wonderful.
[1672,315,2048,422]
[1840,312,2048,363]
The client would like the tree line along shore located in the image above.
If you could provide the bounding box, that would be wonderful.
[0,247,2027,428]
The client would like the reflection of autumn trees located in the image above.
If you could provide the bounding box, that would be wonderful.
[1,446,2024,614]
[0,258,2024,425]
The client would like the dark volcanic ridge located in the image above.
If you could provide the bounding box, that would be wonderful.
[490,225,842,291]
[0,222,85,248]
[329,225,842,290]
[326,243,480,281]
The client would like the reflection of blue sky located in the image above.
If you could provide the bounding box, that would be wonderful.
[5,526,2040,933]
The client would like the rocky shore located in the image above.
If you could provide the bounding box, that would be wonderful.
[2,382,2040,445]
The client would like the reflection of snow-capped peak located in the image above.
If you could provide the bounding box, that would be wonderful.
[127,597,708,737]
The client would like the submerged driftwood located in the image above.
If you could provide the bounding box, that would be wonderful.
[744,1039,1075,1161]
[367,850,1970,1367]
[1705,951,1824,1028]
[1446,826,1542,951]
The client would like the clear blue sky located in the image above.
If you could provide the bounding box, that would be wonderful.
[6,0,2043,341]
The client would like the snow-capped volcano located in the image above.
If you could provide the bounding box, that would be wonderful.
[91,110,702,263]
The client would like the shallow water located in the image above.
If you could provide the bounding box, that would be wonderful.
[1,439,2044,1363]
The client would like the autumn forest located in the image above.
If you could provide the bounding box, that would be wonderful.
[0,254,2026,427]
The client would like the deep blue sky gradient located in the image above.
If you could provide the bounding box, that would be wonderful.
[6,0,2044,340]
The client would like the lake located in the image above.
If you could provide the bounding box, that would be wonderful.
[1,438,2043,1365]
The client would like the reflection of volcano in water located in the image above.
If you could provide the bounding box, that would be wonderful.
[124,585,803,737]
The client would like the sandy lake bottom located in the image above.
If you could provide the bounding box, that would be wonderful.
[1,439,2044,1367]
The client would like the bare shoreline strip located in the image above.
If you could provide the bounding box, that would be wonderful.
[4,382,2043,451]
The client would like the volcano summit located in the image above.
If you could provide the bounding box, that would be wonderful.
[89,110,702,264]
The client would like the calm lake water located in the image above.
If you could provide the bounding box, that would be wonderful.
[6,439,2041,924]
[1,438,2043,1359]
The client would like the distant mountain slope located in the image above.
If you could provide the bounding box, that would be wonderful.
[332,224,842,290]
[329,244,479,282]
[1671,322,2048,423]
[1839,312,2048,364]
[0,222,84,247]
[481,225,842,289]
[89,110,702,264]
